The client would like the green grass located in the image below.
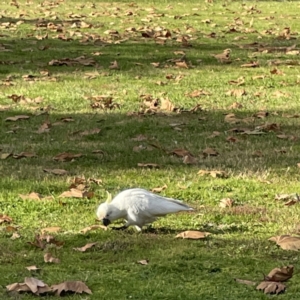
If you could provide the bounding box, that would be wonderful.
[1,0,300,298]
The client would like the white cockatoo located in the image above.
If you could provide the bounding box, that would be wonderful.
[96,188,194,231]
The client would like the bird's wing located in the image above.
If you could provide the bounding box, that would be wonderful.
[121,189,192,217]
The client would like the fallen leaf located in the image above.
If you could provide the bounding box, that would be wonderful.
[80,225,107,234]
[183,154,198,164]
[44,252,60,263]
[175,61,188,69]
[137,259,149,265]
[265,265,294,282]
[13,152,37,159]
[27,234,46,250]
[79,128,101,136]
[41,227,61,234]
[171,149,192,157]
[109,60,119,70]
[51,281,92,296]
[137,163,160,168]
[257,281,286,295]
[73,242,98,252]
[1,153,12,160]
[11,232,21,239]
[226,89,247,97]
[5,115,30,122]
[235,278,256,286]
[19,192,44,200]
[43,169,68,175]
[53,152,82,162]
[151,185,167,193]
[160,97,176,111]
[59,188,94,199]
[26,266,40,271]
[241,61,259,68]
[197,170,227,178]
[269,235,300,251]
[0,214,12,224]
[6,277,51,295]
[131,134,148,141]
[202,147,219,157]
[219,198,234,208]
[176,231,211,239]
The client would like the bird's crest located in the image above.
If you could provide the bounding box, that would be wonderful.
[105,191,112,203]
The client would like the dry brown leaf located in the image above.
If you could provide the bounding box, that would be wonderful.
[202,147,219,157]
[5,115,30,122]
[79,128,101,136]
[109,60,119,70]
[80,225,107,234]
[41,227,61,234]
[51,281,92,296]
[53,152,82,162]
[219,198,234,208]
[226,136,239,143]
[131,134,148,141]
[228,102,243,109]
[26,265,40,271]
[151,185,167,193]
[59,188,94,199]
[27,234,46,250]
[254,111,269,118]
[6,277,51,295]
[270,68,284,75]
[19,192,44,200]
[37,121,51,134]
[269,235,300,251]
[43,168,68,175]
[0,214,12,224]
[11,232,21,239]
[257,281,286,295]
[137,259,149,265]
[224,113,240,124]
[183,154,198,165]
[235,278,256,286]
[226,89,247,97]
[137,163,160,168]
[209,131,221,138]
[44,252,60,264]
[73,242,98,252]
[1,153,12,160]
[187,89,211,97]
[265,265,294,282]
[6,282,31,293]
[160,97,175,111]
[171,149,192,157]
[13,152,37,159]
[241,61,259,68]
[197,170,227,178]
[175,61,189,69]
[176,231,211,239]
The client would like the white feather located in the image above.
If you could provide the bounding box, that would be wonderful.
[96,188,194,231]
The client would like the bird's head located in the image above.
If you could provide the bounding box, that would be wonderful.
[96,202,121,226]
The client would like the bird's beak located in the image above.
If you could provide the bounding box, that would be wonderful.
[102,218,111,226]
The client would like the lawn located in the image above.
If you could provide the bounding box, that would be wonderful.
[1,0,300,298]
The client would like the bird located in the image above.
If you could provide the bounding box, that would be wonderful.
[211,48,232,63]
[96,188,194,231]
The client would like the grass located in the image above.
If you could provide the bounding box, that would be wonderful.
[1,0,300,298]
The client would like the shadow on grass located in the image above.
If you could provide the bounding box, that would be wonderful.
[0,19,297,76]
[1,106,300,187]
